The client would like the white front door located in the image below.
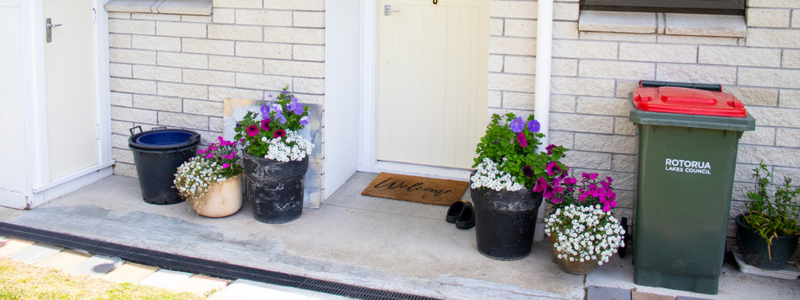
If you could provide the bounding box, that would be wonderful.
[377,0,489,170]
[43,0,99,180]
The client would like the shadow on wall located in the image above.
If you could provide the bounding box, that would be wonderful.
[222,99,323,209]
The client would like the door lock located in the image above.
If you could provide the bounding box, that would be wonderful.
[384,5,400,16]
[46,18,62,43]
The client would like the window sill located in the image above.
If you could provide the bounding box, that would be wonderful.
[578,11,747,38]
[104,0,212,16]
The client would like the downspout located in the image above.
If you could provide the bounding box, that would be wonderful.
[533,0,554,242]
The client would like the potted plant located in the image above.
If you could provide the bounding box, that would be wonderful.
[543,173,625,275]
[470,112,567,260]
[233,85,314,224]
[736,161,800,270]
[174,137,244,218]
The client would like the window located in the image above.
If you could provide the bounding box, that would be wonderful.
[581,0,746,15]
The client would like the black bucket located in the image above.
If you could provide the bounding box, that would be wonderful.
[471,186,543,260]
[242,152,309,224]
[128,126,200,205]
[736,214,799,270]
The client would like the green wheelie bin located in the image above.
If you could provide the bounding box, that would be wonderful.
[629,80,755,295]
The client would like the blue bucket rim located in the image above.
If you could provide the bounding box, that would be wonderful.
[128,128,201,151]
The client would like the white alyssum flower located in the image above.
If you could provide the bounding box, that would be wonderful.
[544,204,625,266]
[470,157,524,192]
[260,129,314,162]
[174,157,225,200]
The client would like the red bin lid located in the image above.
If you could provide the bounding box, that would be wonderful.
[632,86,747,118]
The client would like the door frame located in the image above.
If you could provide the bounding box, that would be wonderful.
[18,0,113,207]
[357,0,476,180]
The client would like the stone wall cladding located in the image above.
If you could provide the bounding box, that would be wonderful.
[489,0,800,246]
[108,1,325,182]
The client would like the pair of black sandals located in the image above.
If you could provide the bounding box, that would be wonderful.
[446,201,475,229]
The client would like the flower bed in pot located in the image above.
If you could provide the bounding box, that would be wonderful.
[234,86,314,224]
[542,173,625,275]
[470,112,567,260]
[174,137,243,218]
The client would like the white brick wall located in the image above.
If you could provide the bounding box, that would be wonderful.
[108,5,325,178]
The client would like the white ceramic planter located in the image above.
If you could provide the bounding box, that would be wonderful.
[190,174,243,218]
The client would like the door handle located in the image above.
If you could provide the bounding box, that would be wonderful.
[384,5,400,16]
[46,18,62,43]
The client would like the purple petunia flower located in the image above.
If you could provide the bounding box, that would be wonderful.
[277,113,286,124]
[299,116,309,126]
[510,117,524,133]
[274,129,286,139]
[293,101,304,115]
[261,119,271,131]
[517,132,528,148]
[246,125,259,137]
[272,103,283,113]
[260,104,270,119]
[546,161,562,176]
[533,177,549,194]
[528,120,540,132]
[546,144,557,155]
[522,165,534,177]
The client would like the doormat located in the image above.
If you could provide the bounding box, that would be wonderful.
[361,173,469,206]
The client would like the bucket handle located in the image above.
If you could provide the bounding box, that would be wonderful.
[152,126,167,130]
[129,126,142,136]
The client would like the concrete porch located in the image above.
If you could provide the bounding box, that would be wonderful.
[0,173,796,300]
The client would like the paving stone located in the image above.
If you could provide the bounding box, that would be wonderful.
[632,290,675,300]
[675,296,711,300]
[0,238,34,257]
[139,269,193,289]
[208,279,349,300]
[68,255,125,278]
[8,243,63,264]
[102,262,159,283]
[170,275,230,295]
[35,250,91,272]
[587,286,631,300]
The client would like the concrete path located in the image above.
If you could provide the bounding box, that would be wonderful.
[0,173,797,300]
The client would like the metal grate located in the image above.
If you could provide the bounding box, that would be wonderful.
[0,222,439,300]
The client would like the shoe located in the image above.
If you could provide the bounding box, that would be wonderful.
[446,201,467,223]
[456,204,475,230]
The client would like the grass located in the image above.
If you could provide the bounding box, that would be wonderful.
[0,257,210,300]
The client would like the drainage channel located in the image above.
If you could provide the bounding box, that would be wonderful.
[0,222,439,300]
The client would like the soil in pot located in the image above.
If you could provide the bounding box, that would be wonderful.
[243,152,309,224]
[736,214,799,270]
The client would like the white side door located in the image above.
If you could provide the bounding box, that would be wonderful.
[377,0,489,170]
[43,0,99,180]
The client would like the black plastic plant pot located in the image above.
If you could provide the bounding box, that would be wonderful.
[471,185,543,261]
[242,152,309,224]
[736,214,799,270]
[128,126,200,205]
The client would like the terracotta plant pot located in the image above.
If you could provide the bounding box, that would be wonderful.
[189,174,243,218]
[551,234,599,275]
